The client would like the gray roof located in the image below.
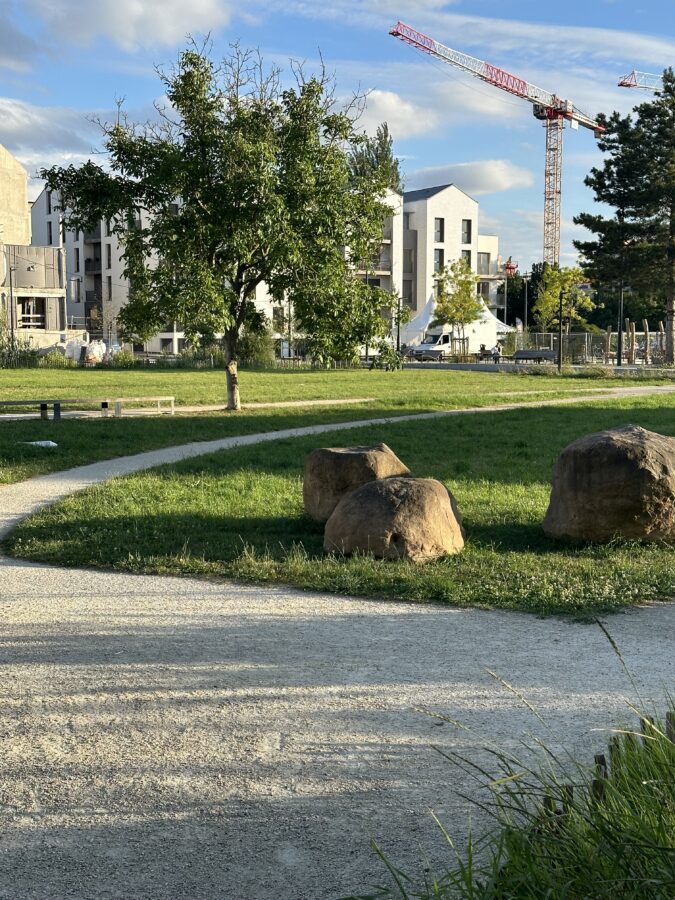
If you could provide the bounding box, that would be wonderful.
[403,182,476,203]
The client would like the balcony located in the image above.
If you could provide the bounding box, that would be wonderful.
[85,290,101,304]
[83,225,101,243]
[85,257,102,274]
[19,313,46,329]
[357,255,392,275]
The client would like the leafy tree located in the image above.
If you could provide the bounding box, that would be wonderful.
[574,69,675,360]
[41,44,393,408]
[430,258,483,347]
[348,122,402,194]
[532,265,595,332]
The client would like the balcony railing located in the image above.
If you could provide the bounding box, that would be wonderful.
[19,314,46,329]
[357,256,392,274]
[83,226,101,242]
[85,258,102,274]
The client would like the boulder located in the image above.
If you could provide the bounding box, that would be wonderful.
[543,424,675,542]
[324,476,465,563]
[303,443,410,523]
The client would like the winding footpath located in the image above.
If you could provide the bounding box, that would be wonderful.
[1,385,674,899]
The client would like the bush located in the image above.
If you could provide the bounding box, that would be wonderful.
[38,350,75,369]
[108,349,136,369]
[238,327,276,367]
[369,345,405,371]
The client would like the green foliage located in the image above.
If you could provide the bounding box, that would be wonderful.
[369,345,405,371]
[575,69,675,355]
[40,43,393,386]
[108,349,136,369]
[349,122,403,193]
[430,258,483,345]
[347,699,675,899]
[533,264,596,332]
[38,351,76,369]
[237,325,276,367]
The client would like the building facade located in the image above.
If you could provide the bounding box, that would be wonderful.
[29,178,506,355]
[0,146,71,349]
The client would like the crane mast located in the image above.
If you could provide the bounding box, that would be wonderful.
[390,21,604,266]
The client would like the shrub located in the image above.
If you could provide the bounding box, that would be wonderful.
[38,350,75,369]
[109,349,136,369]
[238,327,276,367]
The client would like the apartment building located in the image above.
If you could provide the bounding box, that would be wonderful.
[0,146,71,349]
[29,177,506,354]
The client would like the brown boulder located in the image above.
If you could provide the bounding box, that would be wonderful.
[324,476,465,563]
[543,425,675,542]
[303,443,410,523]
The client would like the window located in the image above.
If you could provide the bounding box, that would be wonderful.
[403,248,414,274]
[402,280,413,308]
[403,212,412,230]
[47,222,53,245]
[106,219,112,236]
[170,203,180,217]
[74,247,80,271]
[461,219,472,244]
[461,249,471,267]
[434,280,442,299]
[477,252,490,275]
[477,281,490,297]
[46,190,52,214]
[106,244,112,269]
[75,229,80,242]
[434,248,444,273]
[106,276,112,302]
[434,217,444,242]
[60,220,66,245]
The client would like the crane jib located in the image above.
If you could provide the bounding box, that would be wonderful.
[483,63,528,99]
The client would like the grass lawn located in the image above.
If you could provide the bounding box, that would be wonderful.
[0,365,663,407]
[0,368,643,485]
[8,394,675,617]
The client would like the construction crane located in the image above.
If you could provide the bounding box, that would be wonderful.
[389,21,604,266]
[618,70,663,92]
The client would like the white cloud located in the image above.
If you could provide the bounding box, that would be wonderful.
[0,98,96,156]
[26,0,235,51]
[405,159,535,196]
[359,89,440,138]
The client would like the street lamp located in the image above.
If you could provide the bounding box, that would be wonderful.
[522,271,531,334]
[503,256,518,325]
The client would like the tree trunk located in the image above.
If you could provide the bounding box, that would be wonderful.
[224,331,241,411]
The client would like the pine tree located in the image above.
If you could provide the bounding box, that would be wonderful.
[574,69,675,360]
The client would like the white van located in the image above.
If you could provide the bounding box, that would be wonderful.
[409,328,455,361]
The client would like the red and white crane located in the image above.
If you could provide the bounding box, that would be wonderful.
[389,21,604,266]
[618,70,663,91]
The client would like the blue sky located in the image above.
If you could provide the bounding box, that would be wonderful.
[2,0,674,268]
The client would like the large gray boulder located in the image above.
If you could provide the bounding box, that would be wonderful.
[303,443,410,523]
[324,476,465,563]
[544,424,675,542]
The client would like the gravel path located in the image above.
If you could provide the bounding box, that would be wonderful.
[0,385,674,899]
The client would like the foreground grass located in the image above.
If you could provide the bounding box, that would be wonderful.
[0,368,642,484]
[347,702,675,899]
[8,396,675,616]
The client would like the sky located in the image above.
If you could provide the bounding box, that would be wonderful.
[2,0,674,269]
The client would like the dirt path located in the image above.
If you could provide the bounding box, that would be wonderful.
[0,384,673,899]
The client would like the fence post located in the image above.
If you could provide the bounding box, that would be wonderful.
[40,403,49,421]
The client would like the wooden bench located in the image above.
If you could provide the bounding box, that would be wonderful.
[0,396,175,421]
[513,349,557,364]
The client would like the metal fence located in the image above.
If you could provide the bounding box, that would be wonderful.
[501,331,669,366]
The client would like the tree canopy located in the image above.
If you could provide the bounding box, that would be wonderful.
[429,257,483,346]
[532,264,595,332]
[41,44,395,407]
[574,69,675,360]
[348,122,403,194]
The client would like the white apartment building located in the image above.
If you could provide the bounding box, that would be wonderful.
[29,179,506,355]
[399,183,505,350]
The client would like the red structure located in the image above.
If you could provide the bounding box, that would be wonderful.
[389,21,604,266]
